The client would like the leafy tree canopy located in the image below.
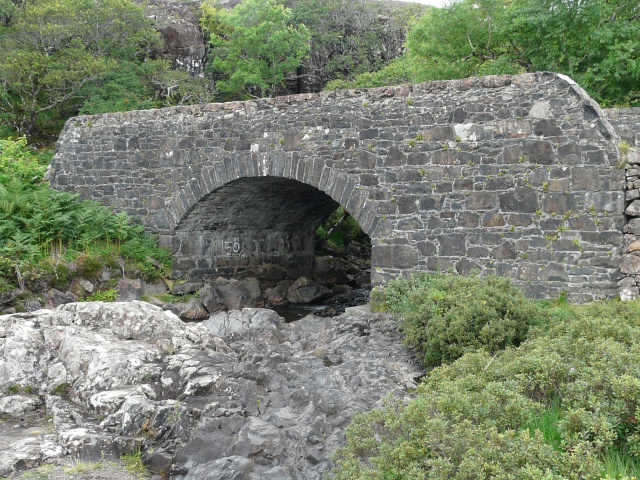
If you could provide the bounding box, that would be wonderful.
[0,0,162,141]
[329,0,640,107]
[286,0,422,92]
[201,0,310,99]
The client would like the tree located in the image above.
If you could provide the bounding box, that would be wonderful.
[506,0,640,106]
[405,0,520,80]
[333,0,640,107]
[288,0,423,92]
[201,0,310,99]
[0,0,162,141]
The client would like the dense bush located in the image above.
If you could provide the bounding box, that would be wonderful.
[0,136,51,184]
[381,273,544,368]
[332,282,640,479]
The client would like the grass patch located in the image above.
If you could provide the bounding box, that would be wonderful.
[526,399,563,451]
[601,448,640,479]
[65,461,103,475]
[81,288,119,302]
[122,448,147,476]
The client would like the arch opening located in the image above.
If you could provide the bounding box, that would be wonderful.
[172,177,371,304]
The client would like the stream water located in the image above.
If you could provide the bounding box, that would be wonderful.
[272,288,370,322]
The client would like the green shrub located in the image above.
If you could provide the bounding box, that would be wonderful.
[383,273,544,368]
[332,299,640,479]
[315,206,370,250]
[0,137,50,185]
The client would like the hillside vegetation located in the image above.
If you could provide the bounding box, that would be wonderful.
[328,0,640,108]
[334,274,640,479]
[0,0,419,143]
[3,0,635,145]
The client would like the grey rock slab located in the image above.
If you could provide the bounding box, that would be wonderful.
[202,308,284,338]
[286,277,332,304]
[183,456,255,480]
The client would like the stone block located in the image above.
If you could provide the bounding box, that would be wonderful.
[539,263,569,282]
[584,191,625,214]
[499,188,538,213]
[628,218,640,235]
[621,254,640,274]
[372,245,418,269]
[458,211,480,227]
[571,167,598,190]
[533,119,563,137]
[496,119,532,138]
[385,146,406,166]
[492,242,517,260]
[422,126,455,141]
[525,139,554,164]
[433,150,456,165]
[466,192,497,210]
[438,234,466,256]
[626,200,640,217]
[541,193,577,214]
[456,258,479,274]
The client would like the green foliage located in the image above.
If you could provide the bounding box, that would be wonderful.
[315,206,369,250]
[287,0,421,91]
[0,0,162,141]
[0,136,50,184]
[121,447,146,476]
[332,293,640,479]
[201,0,310,99]
[382,273,543,368]
[82,288,118,302]
[79,60,164,115]
[0,142,170,291]
[336,0,640,107]
[51,382,71,398]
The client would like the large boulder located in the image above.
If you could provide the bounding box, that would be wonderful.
[44,288,77,308]
[178,297,209,321]
[314,256,349,287]
[264,280,293,307]
[286,277,332,304]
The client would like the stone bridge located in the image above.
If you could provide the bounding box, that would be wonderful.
[51,72,640,302]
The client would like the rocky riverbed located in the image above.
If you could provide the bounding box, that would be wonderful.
[0,301,420,479]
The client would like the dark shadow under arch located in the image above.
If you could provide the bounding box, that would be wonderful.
[171,175,373,282]
[176,177,340,233]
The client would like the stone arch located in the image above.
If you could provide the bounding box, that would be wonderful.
[165,152,377,236]
[166,154,377,280]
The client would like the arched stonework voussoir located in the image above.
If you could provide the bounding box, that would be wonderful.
[168,151,377,239]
